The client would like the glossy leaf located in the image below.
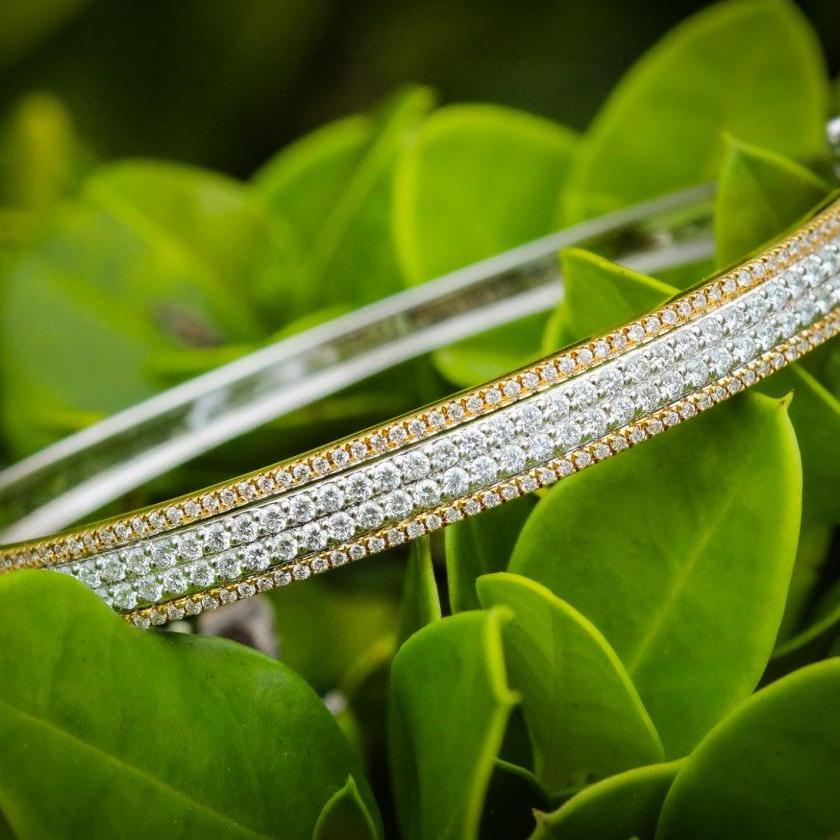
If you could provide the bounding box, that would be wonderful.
[254,87,433,310]
[543,248,677,352]
[397,537,442,646]
[657,660,840,839]
[561,0,828,222]
[714,136,830,267]
[389,609,516,840]
[530,760,682,840]
[393,103,577,385]
[510,393,801,756]
[0,571,379,839]
[445,495,536,613]
[477,573,664,791]
[313,776,379,840]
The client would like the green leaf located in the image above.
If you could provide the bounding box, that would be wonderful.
[389,609,517,840]
[393,103,577,385]
[477,573,664,791]
[561,0,828,222]
[445,495,536,613]
[0,162,269,454]
[510,393,801,756]
[530,760,683,840]
[313,775,379,840]
[253,87,433,311]
[657,660,840,839]
[268,562,402,695]
[0,571,379,839]
[397,537,442,646]
[714,136,830,267]
[543,248,677,352]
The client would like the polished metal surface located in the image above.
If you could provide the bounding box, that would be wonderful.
[0,185,717,541]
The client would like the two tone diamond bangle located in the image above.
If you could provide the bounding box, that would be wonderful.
[2,197,839,628]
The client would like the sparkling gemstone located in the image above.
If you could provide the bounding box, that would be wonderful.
[136,576,163,602]
[579,410,607,443]
[428,440,459,472]
[242,543,270,571]
[456,429,486,460]
[124,547,150,576]
[256,504,286,535]
[111,583,137,611]
[188,561,215,587]
[470,455,499,486]
[556,420,581,451]
[384,490,413,518]
[699,317,724,344]
[301,522,328,551]
[707,347,733,377]
[289,494,316,523]
[356,502,385,530]
[608,396,635,427]
[594,366,623,396]
[498,445,526,474]
[730,335,755,364]
[630,384,660,414]
[567,380,597,409]
[484,417,515,447]
[99,554,124,583]
[319,483,345,513]
[398,451,430,482]
[660,371,684,402]
[674,333,699,361]
[230,514,258,545]
[684,359,709,388]
[371,462,401,492]
[201,522,231,554]
[214,553,241,581]
[441,467,469,497]
[270,533,298,563]
[528,433,554,462]
[327,512,355,542]
[413,479,441,508]
[513,404,542,435]
[162,568,189,595]
[625,356,650,383]
[177,533,202,561]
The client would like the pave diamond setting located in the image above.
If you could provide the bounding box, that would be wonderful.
[5,202,840,627]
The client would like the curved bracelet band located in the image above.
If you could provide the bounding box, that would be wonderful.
[1,196,839,628]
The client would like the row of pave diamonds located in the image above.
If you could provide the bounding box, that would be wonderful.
[50,243,840,627]
[2,200,839,575]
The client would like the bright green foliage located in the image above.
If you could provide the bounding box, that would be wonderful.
[478,574,663,791]
[561,0,828,222]
[396,537,442,645]
[445,494,536,612]
[530,761,682,840]
[0,572,380,839]
[510,394,801,756]
[714,136,830,267]
[389,610,517,840]
[254,86,433,311]
[393,103,577,385]
[657,660,840,839]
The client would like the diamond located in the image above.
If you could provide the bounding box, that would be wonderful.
[188,561,215,588]
[428,440,459,472]
[162,568,189,595]
[441,467,469,498]
[111,583,137,611]
[684,359,709,388]
[528,433,554,462]
[290,494,316,523]
[498,445,526,474]
[273,570,293,586]
[230,514,258,545]
[256,504,286,535]
[556,419,581,451]
[458,429,487,459]
[177,533,202,561]
[214,552,241,581]
[242,543,270,571]
[99,554,124,583]
[470,455,498,486]
[356,502,385,530]
[327,512,355,542]
[319,482,345,513]
[136,576,163,602]
[124,547,150,576]
[398,451,430,482]
[201,522,231,554]
[413,479,441,508]
[270,533,298,563]
[384,490,413,519]
[371,462,401,492]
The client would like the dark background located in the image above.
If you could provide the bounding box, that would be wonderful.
[2,0,838,175]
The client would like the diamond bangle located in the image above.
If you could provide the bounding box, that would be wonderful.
[1,198,839,628]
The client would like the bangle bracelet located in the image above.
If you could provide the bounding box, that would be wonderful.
[1,195,838,628]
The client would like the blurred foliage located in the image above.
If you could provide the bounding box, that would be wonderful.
[1,1,840,838]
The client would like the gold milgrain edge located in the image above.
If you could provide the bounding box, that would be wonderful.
[3,200,840,572]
